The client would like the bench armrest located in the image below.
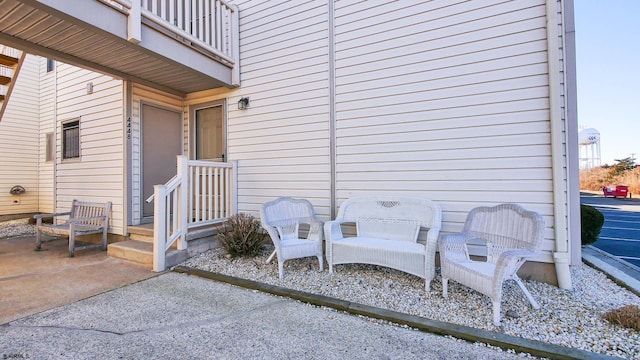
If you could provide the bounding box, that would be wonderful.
[68,216,107,223]
[34,212,71,220]
[324,220,344,242]
[34,212,72,226]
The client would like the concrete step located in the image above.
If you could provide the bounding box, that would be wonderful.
[107,239,186,268]
[108,224,223,269]
[128,224,154,243]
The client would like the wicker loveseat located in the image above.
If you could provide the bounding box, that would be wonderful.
[324,196,442,290]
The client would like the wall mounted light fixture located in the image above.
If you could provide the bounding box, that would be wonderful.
[238,97,249,110]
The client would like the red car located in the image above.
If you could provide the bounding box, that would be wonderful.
[602,185,629,198]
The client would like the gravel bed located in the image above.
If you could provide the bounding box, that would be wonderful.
[184,246,640,359]
[0,218,37,239]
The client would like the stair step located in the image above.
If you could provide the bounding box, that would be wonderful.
[108,239,186,268]
[127,224,154,243]
[0,53,19,67]
[108,240,154,266]
[0,75,10,86]
[110,222,226,270]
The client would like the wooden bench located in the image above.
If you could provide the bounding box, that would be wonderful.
[324,196,442,290]
[34,200,112,257]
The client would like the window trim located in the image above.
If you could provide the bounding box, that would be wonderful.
[62,119,80,161]
[188,99,226,161]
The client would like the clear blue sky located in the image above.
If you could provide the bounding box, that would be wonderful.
[574,1,640,165]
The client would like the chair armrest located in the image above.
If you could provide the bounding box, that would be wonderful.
[261,224,284,253]
[496,249,538,264]
[493,249,539,283]
[34,212,72,226]
[306,219,324,241]
[34,212,71,220]
[438,233,471,261]
[68,216,108,224]
[324,220,344,242]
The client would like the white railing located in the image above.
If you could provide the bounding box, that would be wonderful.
[153,155,237,271]
[101,0,239,84]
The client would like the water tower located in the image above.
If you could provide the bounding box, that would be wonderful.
[578,128,601,169]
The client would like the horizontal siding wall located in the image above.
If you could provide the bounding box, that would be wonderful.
[54,64,125,234]
[225,0,332,217]
[38,57,56,213]
[334,0,556,261]
[0,54,40,215]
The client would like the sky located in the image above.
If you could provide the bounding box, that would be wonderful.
[574,1,640,165]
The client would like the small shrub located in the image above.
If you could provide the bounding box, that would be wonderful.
[581,204,604,246]
[603,305,640,331]
[217,213,266,258]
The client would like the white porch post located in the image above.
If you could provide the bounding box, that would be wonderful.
[127,0,142,43]
[178,155,189,250]
[232,160,238,215]
[230,4,240,87]
[153,184,167,272]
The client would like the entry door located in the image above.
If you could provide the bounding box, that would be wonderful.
[142,104,182,219]
[195,104,224,161]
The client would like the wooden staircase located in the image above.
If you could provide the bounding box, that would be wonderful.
[0,45,25,120]
[107,222,224,269]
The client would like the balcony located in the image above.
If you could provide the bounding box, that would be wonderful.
[0,0,240,95]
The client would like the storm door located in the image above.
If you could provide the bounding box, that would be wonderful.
[141,103,182,220]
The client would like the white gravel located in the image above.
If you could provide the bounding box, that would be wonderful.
[4,218,638,358]
[0,218,36,239]
[184,245,640,359]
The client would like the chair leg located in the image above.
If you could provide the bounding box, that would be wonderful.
[35,229,42,251]
[278,260,284,280]
[102,228,108,251]
[317,255,324,272]
[69,232,75,258]
[266,250,277,264]
[442,278,449,298]
[514,276,540,309]
[493,301,501,326]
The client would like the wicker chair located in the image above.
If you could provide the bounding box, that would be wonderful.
[438,203,545,326]
[260,197,324,279]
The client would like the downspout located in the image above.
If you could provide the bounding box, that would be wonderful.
[546,0,572,289]
[53,60,58,214]
[562,0,582,266]
[328,0,336,219]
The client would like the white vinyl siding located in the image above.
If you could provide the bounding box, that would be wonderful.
[224,0,332,218]
[130,84,183,224]
[54,64,125,234]
[333,0,556,261]
[0,54,39,215]
[38,56,56,213]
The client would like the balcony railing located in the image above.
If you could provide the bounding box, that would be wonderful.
[102,0,239,85]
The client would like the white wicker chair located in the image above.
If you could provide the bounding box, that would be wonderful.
[438,203,545,326]
[260,197,324,279]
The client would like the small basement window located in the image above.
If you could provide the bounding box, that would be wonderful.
[62,120,80,160]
